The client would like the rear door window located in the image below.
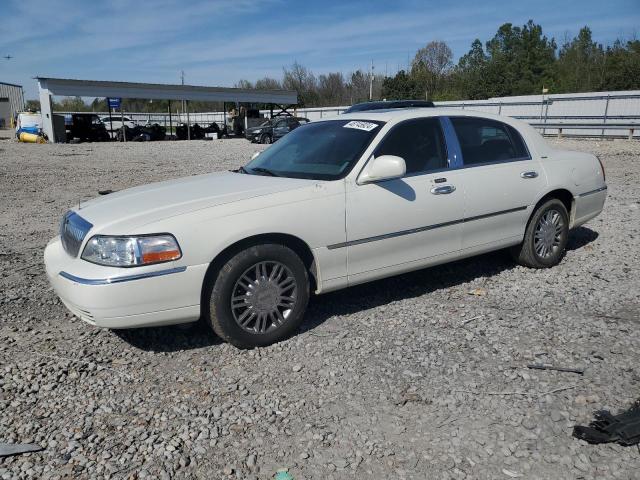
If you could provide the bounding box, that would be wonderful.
[374,117,448,175]
[450,117,529,166]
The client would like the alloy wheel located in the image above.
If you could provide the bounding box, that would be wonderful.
[533,209,565,259]
[230,261,298,334]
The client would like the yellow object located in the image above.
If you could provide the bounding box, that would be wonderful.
[19,132,46,144]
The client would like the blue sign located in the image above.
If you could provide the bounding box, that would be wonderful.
[108,98,121,109]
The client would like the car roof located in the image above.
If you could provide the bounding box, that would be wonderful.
[317,108,552,157]
[345,100,434,112]
[330,107,522,124]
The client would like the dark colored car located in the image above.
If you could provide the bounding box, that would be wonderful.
[343,100,434,114]
[65,113,110,142]
[117,123,167,142]
[175,122,221,140]
[245,116,309,144]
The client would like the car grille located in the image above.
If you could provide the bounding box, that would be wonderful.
[60,211,93,257]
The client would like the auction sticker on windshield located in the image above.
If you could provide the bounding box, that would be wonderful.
[343,121,378,132]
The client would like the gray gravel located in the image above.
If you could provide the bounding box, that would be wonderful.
[0,136,638,479]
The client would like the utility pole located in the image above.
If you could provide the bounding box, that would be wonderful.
[369,60,374,101]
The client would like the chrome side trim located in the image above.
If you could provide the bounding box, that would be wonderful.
[578,186,608,197]
[59,266,187,285]
[327,206,528,249]
[465,206,528,222]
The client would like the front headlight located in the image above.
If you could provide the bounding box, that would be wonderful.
[253,129,262,134]
[81,234,181,267]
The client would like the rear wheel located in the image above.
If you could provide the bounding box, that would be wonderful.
[205,244,310,348]
[511,199,569,268]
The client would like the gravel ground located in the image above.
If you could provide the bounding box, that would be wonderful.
[0,136,638,480]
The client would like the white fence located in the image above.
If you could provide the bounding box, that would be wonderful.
[293,91,640,138]
[62,90,640,139]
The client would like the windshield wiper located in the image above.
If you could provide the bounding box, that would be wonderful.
[232,166,250,174]
[249,167,279,177]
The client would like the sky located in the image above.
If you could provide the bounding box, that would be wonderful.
[0,0,638,99]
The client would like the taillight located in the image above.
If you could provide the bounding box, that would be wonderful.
[596,155,606,182]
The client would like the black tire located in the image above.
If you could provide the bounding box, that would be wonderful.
[204,244,310,348]
[260,134,272,144]
[511,199,569,268]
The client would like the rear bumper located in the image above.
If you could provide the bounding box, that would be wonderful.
[44,238,207,328]
[573,185,607,227]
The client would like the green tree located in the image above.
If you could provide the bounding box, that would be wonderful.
[455,39,490,99]
[54,96,91,112]
[317,72,347,106]
[484,20,556,96]
[234,79,253,89]
[282,61,318,107]
[555,27,605,92]
[346,70,370,103]
[25,99,40,111]
[601,39,640,91]
[411,40,453,99]
[254,77,282,90]
[381,70,422,100]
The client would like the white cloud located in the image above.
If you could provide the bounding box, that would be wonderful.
[3,0,638,98]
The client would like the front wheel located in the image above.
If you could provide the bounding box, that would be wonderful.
[511,199,569,268]
[205,244,310,348]
[260,134,272,144]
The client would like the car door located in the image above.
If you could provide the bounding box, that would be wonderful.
[448,116,548,249]
[272,119,290,140]
[288,118,301,131]
[345,117,465,282]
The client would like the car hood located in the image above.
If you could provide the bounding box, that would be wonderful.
[247,125,271,133]
[74,171,313,233]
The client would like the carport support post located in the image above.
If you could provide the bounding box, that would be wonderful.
[186,100,191,140]
[107,103,114,141]
[601,95,610,138]
[121,109,126,142]
[168,101,172,140]
[38,80,56,142]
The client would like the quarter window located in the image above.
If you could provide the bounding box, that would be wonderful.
[450,117,529,166]
[374,118,448,175]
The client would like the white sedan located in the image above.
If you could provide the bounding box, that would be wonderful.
[44,109,607,348]
[99,115,137,132]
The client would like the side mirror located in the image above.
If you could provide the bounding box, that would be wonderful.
[250,151,261,161]
[358,155,406,184]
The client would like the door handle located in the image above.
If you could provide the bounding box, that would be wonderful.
[521,171,538,179]
[430,185,456,195]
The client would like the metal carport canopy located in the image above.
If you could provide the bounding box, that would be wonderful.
[36,77,298,141]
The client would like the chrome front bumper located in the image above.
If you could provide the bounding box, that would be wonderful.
[44,237,206,328]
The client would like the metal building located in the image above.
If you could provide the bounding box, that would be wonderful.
[0,81,25,129]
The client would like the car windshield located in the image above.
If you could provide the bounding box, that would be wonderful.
[257,118,285,127]
[244,119,383,180]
